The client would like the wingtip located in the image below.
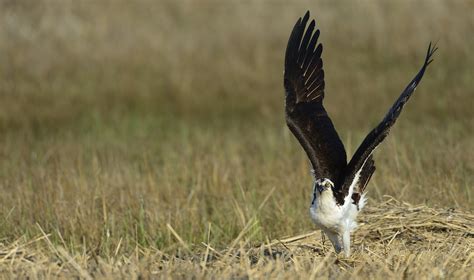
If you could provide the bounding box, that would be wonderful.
[301,11,310,26]
[296,17,302,26]
[425,41,439,66]
[304,10,310,19]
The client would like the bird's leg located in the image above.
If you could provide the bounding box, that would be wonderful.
[326,231,342,254]
[342,230,351,257]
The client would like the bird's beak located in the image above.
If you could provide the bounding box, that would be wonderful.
[317,184,324,193]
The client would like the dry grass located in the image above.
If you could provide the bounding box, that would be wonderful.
[0,199,472,278]
[0,0,473,278]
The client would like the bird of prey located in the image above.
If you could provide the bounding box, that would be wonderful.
[283,11,437,257]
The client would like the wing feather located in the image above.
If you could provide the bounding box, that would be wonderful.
[284,11,347,182]
[333,43,438,205]
[350,156,376,208]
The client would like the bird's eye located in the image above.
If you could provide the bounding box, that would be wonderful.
[325,182,332,188]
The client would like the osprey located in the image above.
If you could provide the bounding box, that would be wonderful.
[283,11,436,257]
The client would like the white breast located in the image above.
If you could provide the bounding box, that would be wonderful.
[309,189,359,233]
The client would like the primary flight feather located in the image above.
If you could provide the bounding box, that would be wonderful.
[283,11,437,257]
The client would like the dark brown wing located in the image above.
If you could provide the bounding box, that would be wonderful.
[350,155,376,208]
[284,11,347,182]
[334,43,438,205]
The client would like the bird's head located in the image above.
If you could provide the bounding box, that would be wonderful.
[314,178,334,194]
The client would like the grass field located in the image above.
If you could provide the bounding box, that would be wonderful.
[0,0,473,278]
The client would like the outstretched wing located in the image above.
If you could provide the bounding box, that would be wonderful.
[284,11,347,182]
[334,43,438,205]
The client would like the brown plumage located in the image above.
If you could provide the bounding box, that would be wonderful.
[284,11,437,207]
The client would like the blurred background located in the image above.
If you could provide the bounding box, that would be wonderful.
[0,0,472,251]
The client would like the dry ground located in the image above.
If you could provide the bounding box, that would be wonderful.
[0,0,473,278]
[1,199,473,278]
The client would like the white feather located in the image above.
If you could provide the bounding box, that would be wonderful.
[309,167,367,257]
